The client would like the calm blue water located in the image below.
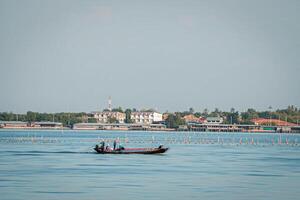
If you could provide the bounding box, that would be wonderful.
[0,130,300,200]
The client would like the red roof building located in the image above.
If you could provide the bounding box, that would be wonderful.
[251,118,296,126]
[183,114,199,122]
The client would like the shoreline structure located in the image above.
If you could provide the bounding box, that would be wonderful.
[1,104,300,133]
[0,121,299,133]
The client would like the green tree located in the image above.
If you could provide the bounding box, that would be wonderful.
[209,108,220,117]
[112,107,123,112]
[189,107,194,114]
[26,111,36,122]
[194,112,202,118]
[0,112,14,121]
[203,108,209,117]
[225,112,239,124]
[125,109,133,123]
[230,108,235,113]
[240,108,259,124]
[165,114,186,129]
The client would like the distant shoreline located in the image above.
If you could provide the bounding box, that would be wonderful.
[0,127,299,134]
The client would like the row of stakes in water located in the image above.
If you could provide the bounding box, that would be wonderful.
[0,136,299,146]
[97,136,299,146]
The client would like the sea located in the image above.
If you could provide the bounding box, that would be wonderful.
[0,130,299,200]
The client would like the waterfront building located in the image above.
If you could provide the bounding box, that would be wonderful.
[73,123,102,130]
[0,121,63,129]
[73,123,128,130]
[31,122,63,129]
[206,117,223,124]
[128,123,166,131]
[182,115,222,124]
[188,123,242,132]
[251,118,296,126]
[92,111,126,123]
[130,112,162,124]
[73,122,166,131]
[183,114,199,123]
[0,121,28,129]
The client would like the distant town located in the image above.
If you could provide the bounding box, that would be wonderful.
[0,101,299,133]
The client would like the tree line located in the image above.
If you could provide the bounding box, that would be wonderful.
[0,111,90,127]
[165,105,299,128]
[0,105,299,128]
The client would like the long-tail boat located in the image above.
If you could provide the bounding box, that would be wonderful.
[94,145,168,154]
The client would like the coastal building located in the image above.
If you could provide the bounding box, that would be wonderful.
[183,114,199,123]
[73,122,167,131]
[187,122,241,132]
[205,117,223,124]
[31,122,63,129]
[92,111,126,123]
[128,123,166,131]
[130,112,162,124]
[73,123,102,130]
[182,115,221,124]
[73,123,128,130]
[251,118,296,126]
[0,121,63,129]
[0,121,28,129]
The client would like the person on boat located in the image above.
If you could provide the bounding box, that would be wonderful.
[106,144,112,151]
[118,144,125,150]
[100,141,105,151]
[113,139,117,150]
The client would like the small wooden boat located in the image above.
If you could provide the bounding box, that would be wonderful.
[94,145,169,154]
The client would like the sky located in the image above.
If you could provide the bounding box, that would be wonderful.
[0,0,299,113]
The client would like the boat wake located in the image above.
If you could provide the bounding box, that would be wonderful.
[2,150,94,155]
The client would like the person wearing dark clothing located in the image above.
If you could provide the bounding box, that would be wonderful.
[119,144,125,150]
[113,140,117,150]
[100,141,105,151]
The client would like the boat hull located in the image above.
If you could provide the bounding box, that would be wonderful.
[94,147,169,154]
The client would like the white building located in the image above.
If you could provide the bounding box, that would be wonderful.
[93,111,125,123]
[206,117,223,124]
[130,112,162,124]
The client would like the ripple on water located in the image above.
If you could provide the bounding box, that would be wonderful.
[0,130,300,200]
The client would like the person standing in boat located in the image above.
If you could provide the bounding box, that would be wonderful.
[113,139,117,150]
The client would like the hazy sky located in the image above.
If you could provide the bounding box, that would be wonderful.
[0,0,299,113]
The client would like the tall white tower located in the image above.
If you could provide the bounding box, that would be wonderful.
[108,96,112,111]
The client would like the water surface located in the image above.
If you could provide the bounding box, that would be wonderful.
[0,130,299,200]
